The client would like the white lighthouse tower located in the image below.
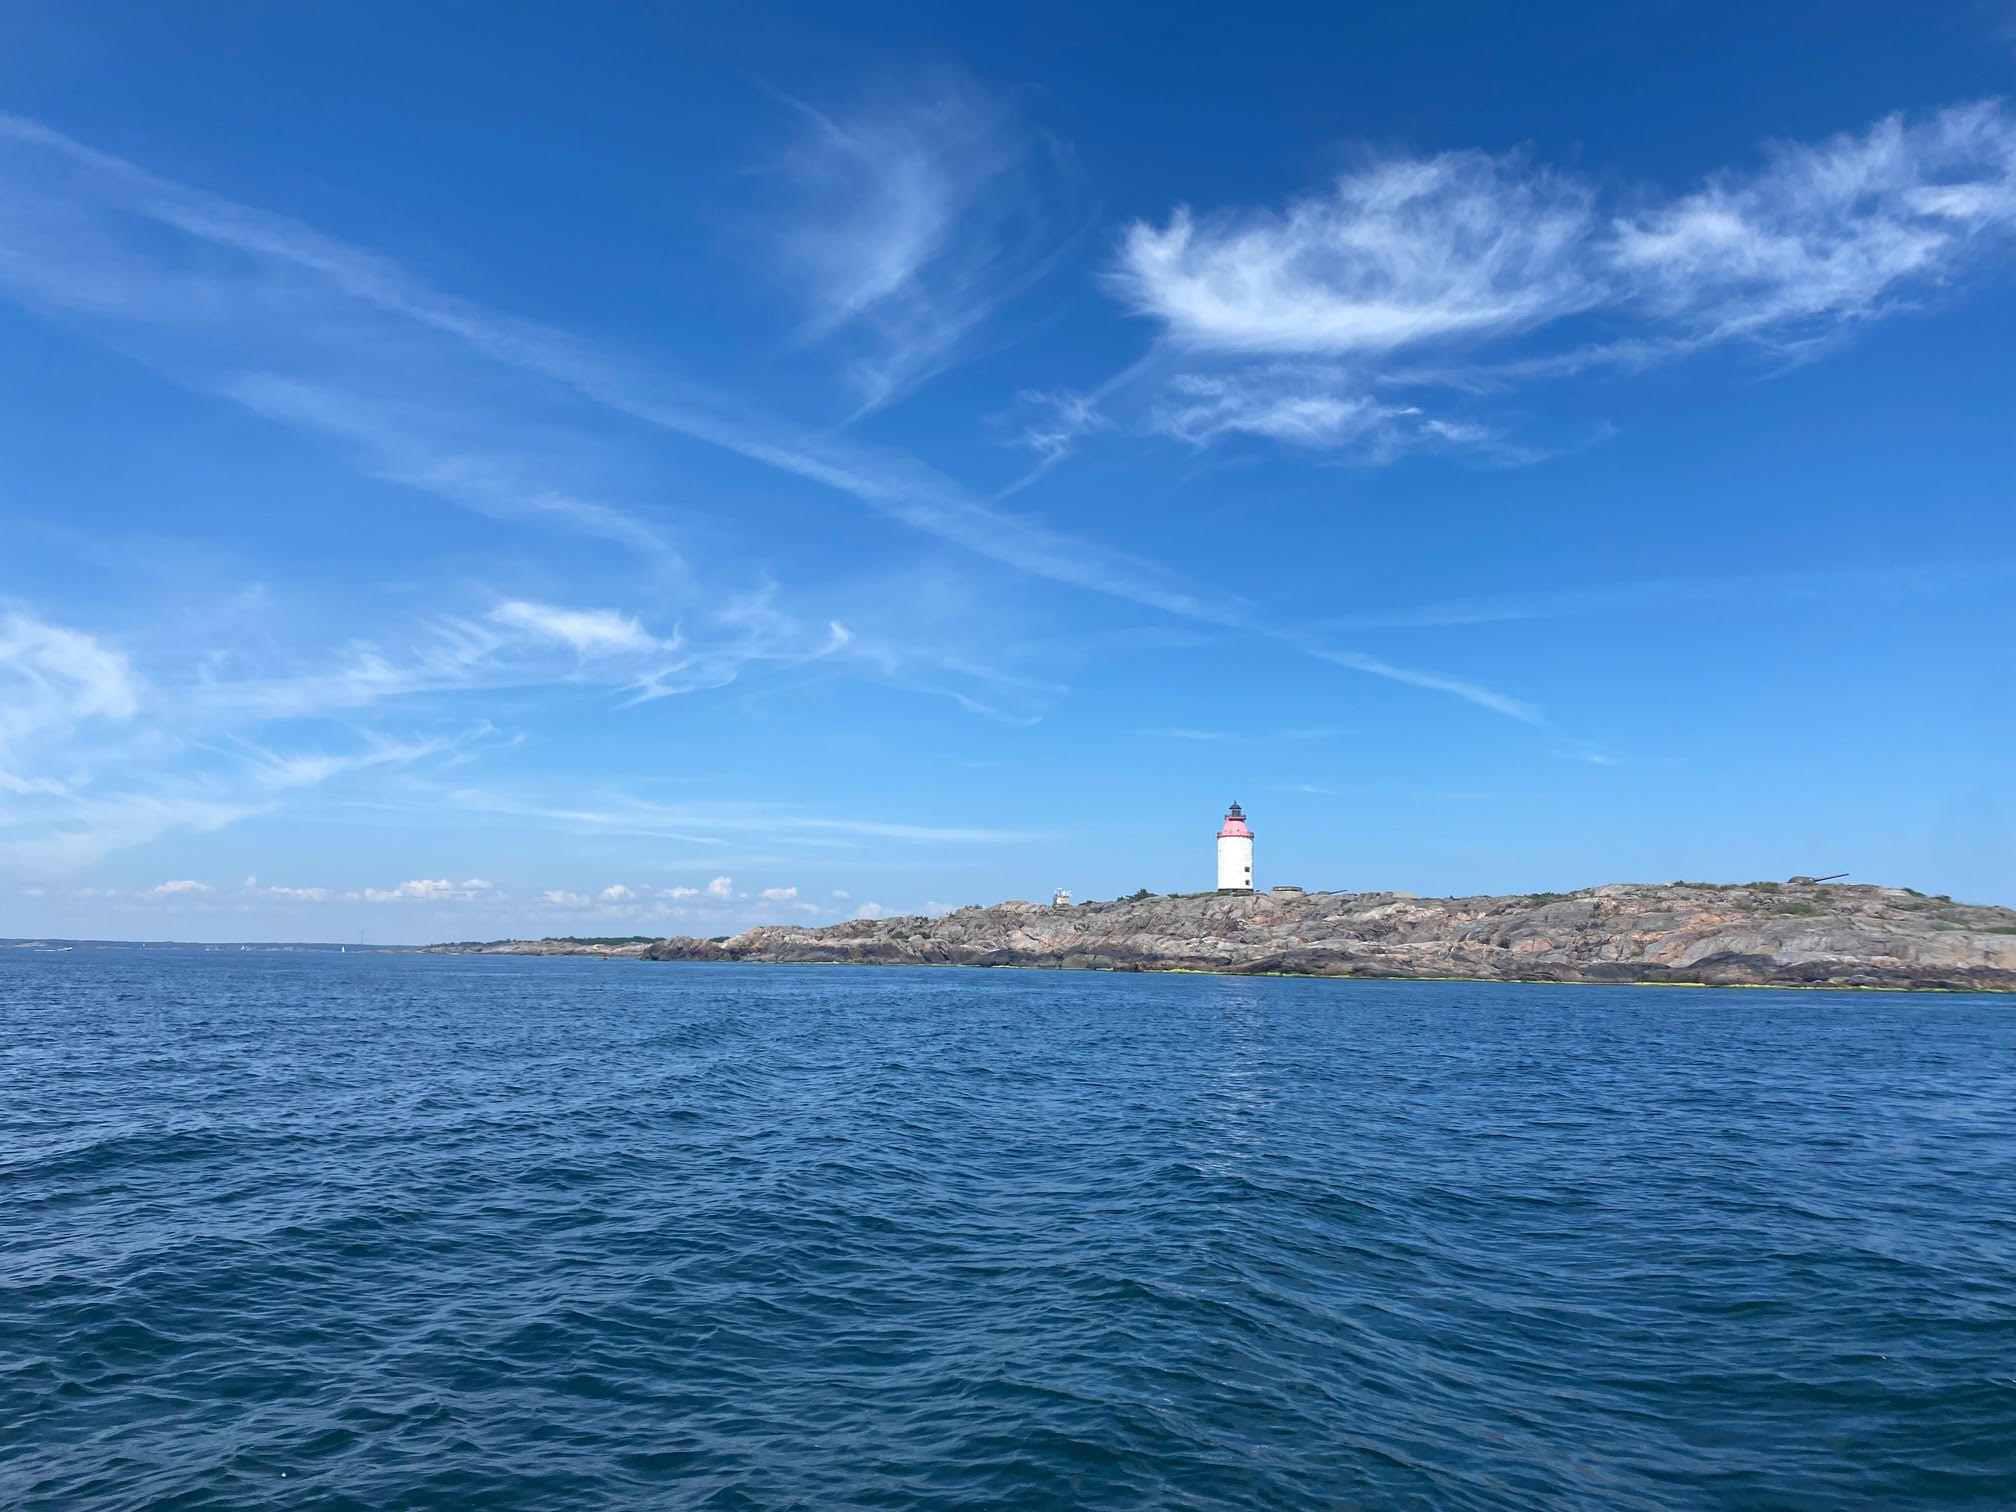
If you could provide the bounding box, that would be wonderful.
[1216,802,1254,892]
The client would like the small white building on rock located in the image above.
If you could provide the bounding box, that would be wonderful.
[1216,802,1254,892]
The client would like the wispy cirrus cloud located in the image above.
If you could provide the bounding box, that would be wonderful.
[1299,646,1539,723]
[1608,102,2016,344]
[0,112,1207,624]
[0,607,481,869]
[0,610,140,771]
[442,792,1043,850]
[0,111,1536,725]
[214,375,684,560]
[489,600,661,657]
[1321,557,2016,630]
[765,73,1085,412]
[0,589,862,870]
[182,594,844,726]
[1150,365,1494,454]
[1095,100,2016,458]
[1118,151,1597,356]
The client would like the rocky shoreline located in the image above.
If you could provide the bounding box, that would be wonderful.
[428,880,2016,991]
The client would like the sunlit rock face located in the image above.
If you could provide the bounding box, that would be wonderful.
[629,882,2016,992]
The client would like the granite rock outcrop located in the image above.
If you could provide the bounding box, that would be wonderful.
[598,882,2016,991]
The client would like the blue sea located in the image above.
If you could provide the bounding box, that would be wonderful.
[3,951,2014,1510]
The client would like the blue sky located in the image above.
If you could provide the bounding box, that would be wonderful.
[2,1,2012,943]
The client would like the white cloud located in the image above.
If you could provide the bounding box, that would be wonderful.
[5,793,259,872]
[243,736,465,793]
[1608,102,2016,343]
[0,107,1304,779]
[491,600,659,657]
[760,885,798,901]
[1300,645,1540,724]
[0,611,140,758]
[831,889,851,900]
[597,884,635,902]
[0,104,1165,637]
[213,373,678,558]
[152,878,208,894]
[0,626,483,869]
[1117,152,1595,356]
[417,790,1051,850]
[1325,557,2016,630]
[705,875,734,900]
[0,109,1543,741]
[768,74,1082,411]
[853,902,885,919]
[0,117,944,727]
[0,588,857,872]
[662,885,699,899]
[1151,366,1492,454]
[624,590,854,704]
[541,889,589,907]
[1107,101,2016,457]
[1016,387,1114,461]
[1154,371,1404,448]
[364,878,496,903]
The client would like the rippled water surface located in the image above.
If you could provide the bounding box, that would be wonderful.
[4,951,2015,1510]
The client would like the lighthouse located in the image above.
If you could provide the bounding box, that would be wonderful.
[1216,802,1254,892]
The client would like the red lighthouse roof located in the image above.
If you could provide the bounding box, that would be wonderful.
[1217,801,1253,839]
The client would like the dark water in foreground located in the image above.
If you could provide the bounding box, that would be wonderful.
[3,953,2014,1511]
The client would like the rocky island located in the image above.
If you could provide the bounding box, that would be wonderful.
[430,880,2016,991]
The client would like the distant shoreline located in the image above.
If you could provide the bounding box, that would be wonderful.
[2,939,406,952]
[423,880,2016,994]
